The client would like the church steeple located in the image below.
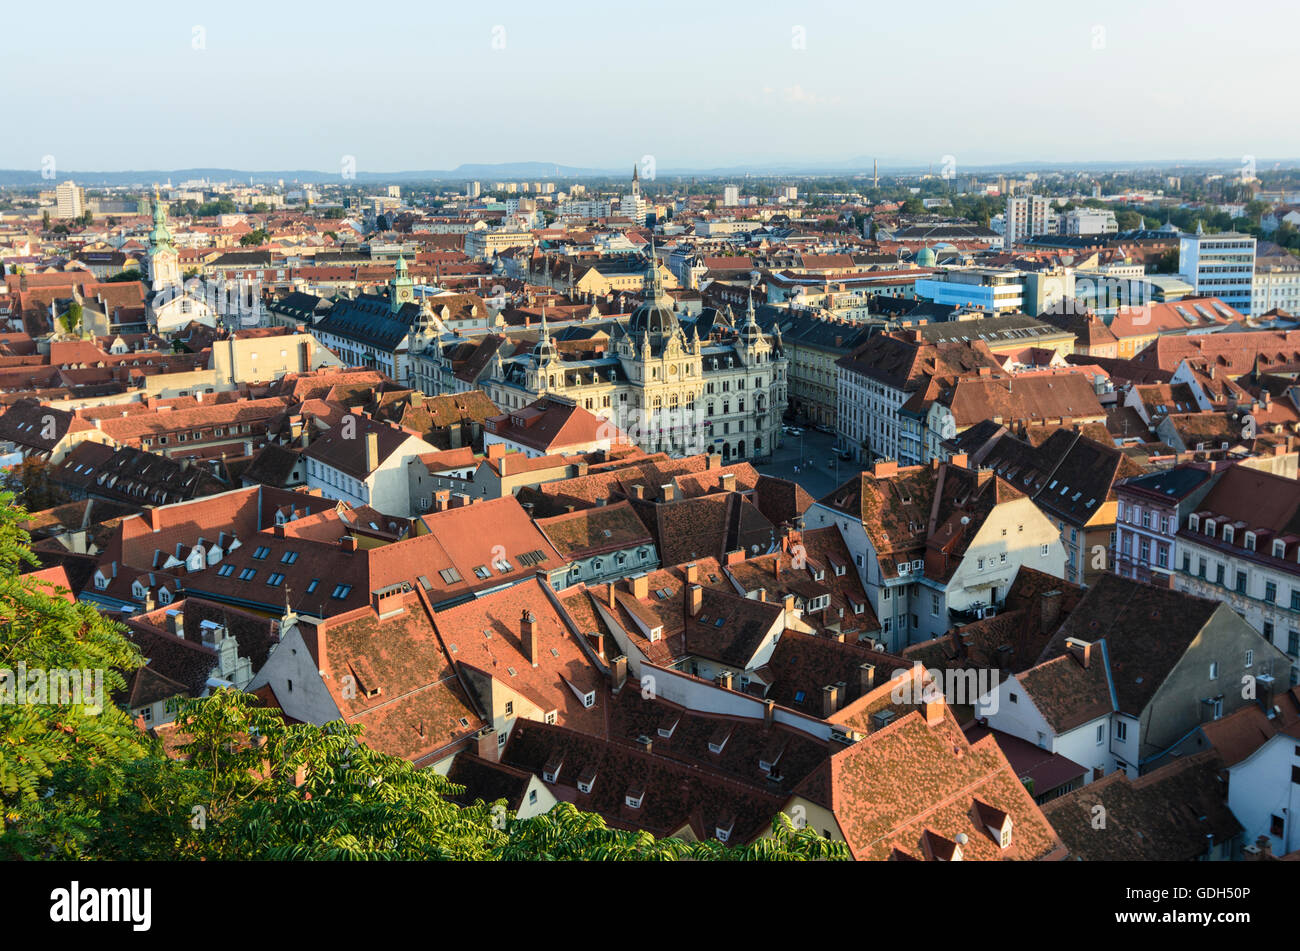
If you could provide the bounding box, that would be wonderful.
[147,189,179,289]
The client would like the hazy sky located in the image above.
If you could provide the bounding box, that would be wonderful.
[10,0,1299,173]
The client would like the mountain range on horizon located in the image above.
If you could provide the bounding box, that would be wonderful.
[0,156,1294,188]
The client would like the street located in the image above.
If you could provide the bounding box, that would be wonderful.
[756,427,862,500]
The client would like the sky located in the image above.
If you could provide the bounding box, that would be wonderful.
[9,0,1300,174]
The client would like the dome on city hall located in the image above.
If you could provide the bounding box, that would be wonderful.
[627,250,680,352]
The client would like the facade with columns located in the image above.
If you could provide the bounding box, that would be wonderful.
[461,259,788,463]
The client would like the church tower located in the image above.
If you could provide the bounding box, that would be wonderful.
[148,190,180,290]
[390,255,415,314]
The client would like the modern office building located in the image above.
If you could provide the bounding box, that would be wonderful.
[1179,230,1256,316]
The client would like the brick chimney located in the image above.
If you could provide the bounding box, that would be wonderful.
[1065,636,1092,669]
[476,726,499,762]
[924,693,945,726]
[629,574,649,599]
[684,562,699,584]
[660,483,675,502]
[706,453,723,470]
[167,608,184,640]
[630,483,645,500]
[949,453,970,469]
[486,442,506,461]
[339,535,358,553]
[365,431,379,473]
[859,662,876,692]
[1039,590,1063,634]
[872,460,898,478]
[687,583,703,616]
[716,670,734,690]
[521,610,538,665]
[822,683,841,718]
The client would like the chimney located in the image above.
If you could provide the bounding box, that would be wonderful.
[476,726,499,763]
[1065,636,1092,669]
[949,453,970,469]
[706,453,723,470]
[783,592,796,614]
[924,692,945,726]
[756,588,767,602]
[687,583,703,616]
[167,608,184,640]
[1039,590,1063,634]
[716,670,734,690]
[872,460,897,478]
[486,442,506,461]
[719,471,736,492]
[591,631,605,659]
[629,574,649,600]
[684,562,699,584]
[859,662,876,693]
[822,683,841,718]
[610,653,628,692]
[340,535,358,553]
[630,483,645,500]
[605,582,617,609]
[521,610,538,665]
[365,431,379,472]
[660,483,675,502]
[725,548,745,566]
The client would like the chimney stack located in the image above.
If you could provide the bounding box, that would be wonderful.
[684,563,699,584]
[719,471,736,492]
[716,670,734,690]
[476,726,499,762]
[924,692,945,726]
[687,583,703,616]
[822,683,841,718]
[611,653,628,692]
[660,483,675,502]
[1065,636,1092,669]
[859,662,876,693]
[167,608,184,640]
[521,610,538,665]
[365,431,379,472]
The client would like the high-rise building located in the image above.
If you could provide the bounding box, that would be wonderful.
[723,184,740,206]
[468,181,481,198]
[1004,195,1051,247]
[55,181,84,219]
[1179,229,1256,316]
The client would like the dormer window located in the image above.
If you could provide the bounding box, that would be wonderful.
[813,569,825,581]
[625,791,643,809]
[1204,520,1215,538]
[1245,532,1257,552]
[1275,540,1287,558]
[1188,514,1200,531]
[1223,525,1234,544]
[578,778,594,794]
[582,691,595,708]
